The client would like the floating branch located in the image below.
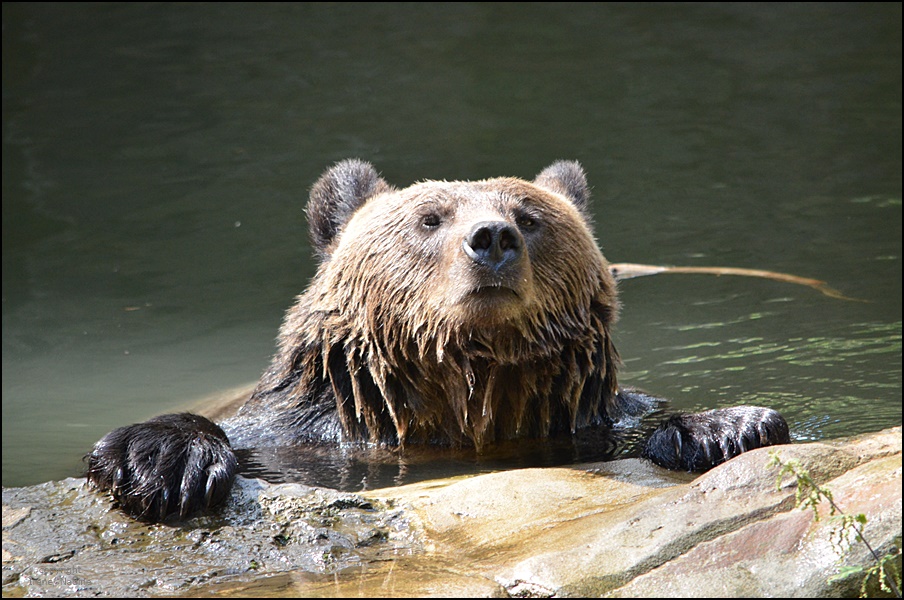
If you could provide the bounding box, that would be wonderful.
[609,263,866,302]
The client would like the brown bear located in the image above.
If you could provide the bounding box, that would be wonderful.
[86,160,790,522]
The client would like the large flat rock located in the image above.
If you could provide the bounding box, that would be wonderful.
[3,427,900,597]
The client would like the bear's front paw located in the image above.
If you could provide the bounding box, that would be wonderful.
[86,413,237,522]
[642,406,790,472]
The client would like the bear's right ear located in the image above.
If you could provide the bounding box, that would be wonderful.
[307,159,394,260]
[533,160,591,220]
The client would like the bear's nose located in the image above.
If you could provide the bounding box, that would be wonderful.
[462,221,524,271]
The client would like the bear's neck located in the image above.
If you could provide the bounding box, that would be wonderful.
[247,300,619,449]
[323,321,619,448]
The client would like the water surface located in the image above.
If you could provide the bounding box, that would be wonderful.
[3,3,900,487]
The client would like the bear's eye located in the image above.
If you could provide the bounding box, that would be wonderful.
[515,212,540,231]
[421,213,442,229]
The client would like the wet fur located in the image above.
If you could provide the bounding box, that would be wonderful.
[240,164,622,449]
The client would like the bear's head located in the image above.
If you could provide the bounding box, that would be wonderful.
[261,160,620,448]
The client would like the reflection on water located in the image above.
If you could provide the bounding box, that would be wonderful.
[2,3,901,488]
[649,321,902,441]
[237,419,661,492]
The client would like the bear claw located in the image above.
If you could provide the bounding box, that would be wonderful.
[86,413,237,522]
[642,406,790,472]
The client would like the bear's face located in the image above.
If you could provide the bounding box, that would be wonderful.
[306,161,616,358]
[327,179,604,326]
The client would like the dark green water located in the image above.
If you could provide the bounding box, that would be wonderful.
[3,3,901,487]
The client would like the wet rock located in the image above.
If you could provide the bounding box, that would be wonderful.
[2,478,419,597]
[2,427,901,598]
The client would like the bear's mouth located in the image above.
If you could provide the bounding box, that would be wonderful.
[468,285,520,301]
[450,283,527,322]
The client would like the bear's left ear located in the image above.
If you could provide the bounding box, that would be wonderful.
[533,161,591,219]
[307,159,394,260]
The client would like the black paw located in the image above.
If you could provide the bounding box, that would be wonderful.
[86,413,238,522]
[642,406,790,472]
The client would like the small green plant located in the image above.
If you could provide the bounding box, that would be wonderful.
[767,451,901,598]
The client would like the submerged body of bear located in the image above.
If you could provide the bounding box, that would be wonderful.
[87,160,790,521]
